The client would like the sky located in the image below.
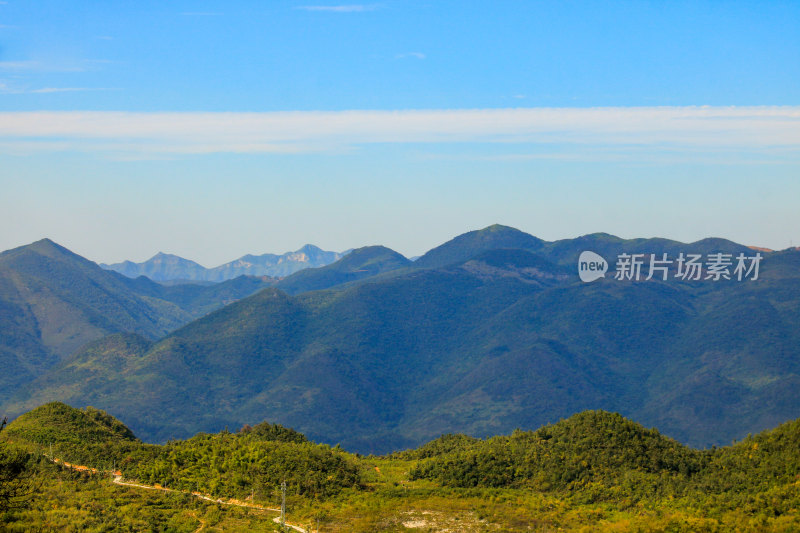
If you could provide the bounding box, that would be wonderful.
[1,1,799,267]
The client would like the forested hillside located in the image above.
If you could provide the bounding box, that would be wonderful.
[3,226,799,454]
[2,403,799,531]
[0,239,272,404]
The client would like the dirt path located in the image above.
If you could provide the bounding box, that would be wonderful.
[49,456,308,532]
[189,511,206,533]
[273,516,309,532]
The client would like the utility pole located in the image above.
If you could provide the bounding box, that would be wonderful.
[280,480,286,529]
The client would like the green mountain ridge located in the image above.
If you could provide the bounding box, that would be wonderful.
[2,226,798,455]
[0,239,274,404]
[275,245,411,295]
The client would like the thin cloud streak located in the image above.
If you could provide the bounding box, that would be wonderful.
[395,52,426,59]
[0,60,86,72]
[0,107,797,158]
[30,87,118,94]
[296,4,379,12]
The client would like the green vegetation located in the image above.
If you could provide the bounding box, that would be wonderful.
[3,403,800,531]
[0,239,271,407]
[3,227,800,456]
[276,245,411,295]
[3,458,283,532]
[0,417,34,514]
[390,433,480,460]
[126,429,361,500]
[413,223,545,269]
[410,411,705,496]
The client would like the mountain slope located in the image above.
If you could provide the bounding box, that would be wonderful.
[275,245,411,294]
[5,229,798,454]
[0,239,191,403]
[0,239,272,404]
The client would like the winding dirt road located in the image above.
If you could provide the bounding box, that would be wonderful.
[49,456,309,532]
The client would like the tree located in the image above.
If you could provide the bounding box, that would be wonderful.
[0,416,35,513]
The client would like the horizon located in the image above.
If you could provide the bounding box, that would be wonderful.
[6,225,795,270]
[2,1,799,265]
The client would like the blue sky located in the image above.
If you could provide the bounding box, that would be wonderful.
[1,1,799,265]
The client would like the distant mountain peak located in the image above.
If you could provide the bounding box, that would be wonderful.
[480,223,519,233]
[414,224,545,269]
[5,237,87,264]
[29,237,68,252]
[297,244,323,253]
[102,245,348,282]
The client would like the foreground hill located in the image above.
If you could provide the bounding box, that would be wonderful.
[0,239,273,404]
[3,403,799,532]
[3,402,361,499]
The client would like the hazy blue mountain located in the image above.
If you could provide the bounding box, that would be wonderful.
[103,252,208,282]
[102,244,347,282]
[208,244,348,280]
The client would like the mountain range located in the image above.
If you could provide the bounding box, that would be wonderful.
[2,225,799,454]
[101,244,348,282]
[0,238,273,404]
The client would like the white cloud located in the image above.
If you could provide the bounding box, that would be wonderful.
[0,60,86,72]
[0,61,41,70]
[30,87,117,94]
[0,107,797,159]
[395,52,426,60]
[297,4,379,12]
[0,82,117,94]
